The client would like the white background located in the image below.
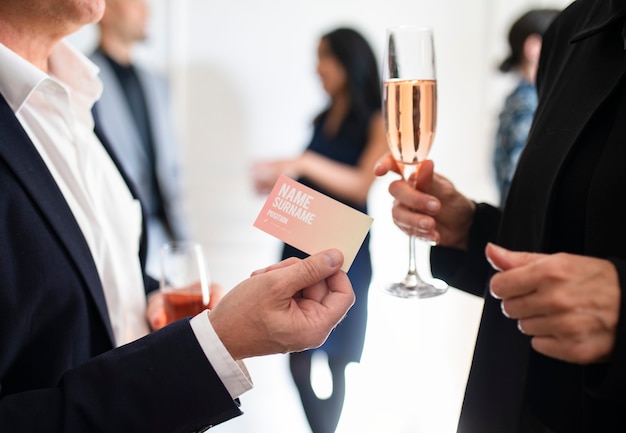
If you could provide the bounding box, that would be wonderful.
[70,1,572,431]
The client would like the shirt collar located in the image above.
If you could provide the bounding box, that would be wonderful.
[0,40,102,113]
[570,0,626,43]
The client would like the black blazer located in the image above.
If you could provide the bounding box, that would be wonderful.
[433,1,626,431]
[0,94,241,432]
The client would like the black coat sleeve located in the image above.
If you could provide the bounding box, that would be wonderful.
[585,257,626,402]
[431,202,501,297]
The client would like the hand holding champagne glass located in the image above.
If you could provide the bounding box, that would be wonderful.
[160,241,211,323]
[382,26,447,298]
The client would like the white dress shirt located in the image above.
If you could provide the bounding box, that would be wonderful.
[0,40,251,398]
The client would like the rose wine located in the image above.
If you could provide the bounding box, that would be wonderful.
[383,79,437,176]
[163,290,208,322]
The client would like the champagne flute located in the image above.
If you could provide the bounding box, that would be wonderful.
[381,26,448,299]
[159,241,211,323]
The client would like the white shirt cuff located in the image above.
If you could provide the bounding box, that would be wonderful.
[189,311,253,399]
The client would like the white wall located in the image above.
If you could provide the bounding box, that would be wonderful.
[161,0,571,285]
[69,1,572,431]
[68,0,572,284]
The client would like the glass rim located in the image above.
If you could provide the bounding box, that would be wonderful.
[161,240,202,248]
[160,240,204,253]
[386,25,433,32]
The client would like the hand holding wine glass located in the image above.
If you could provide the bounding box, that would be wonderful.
[381,26,447,298]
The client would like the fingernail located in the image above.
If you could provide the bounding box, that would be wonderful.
[324,250,343,268]
[486,256,502,272]
[488,242,504,253]
[485,243,503,271]
[418,219,431,230]
[426,200,438,212]
[500,301,509,318]
[489,287,501,300]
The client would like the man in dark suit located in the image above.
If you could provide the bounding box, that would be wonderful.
[376,0,626,431]
[0,1,355,432]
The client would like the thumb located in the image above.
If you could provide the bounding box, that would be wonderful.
[278,249,344,294]
[485,242,546,271]
[411,159,434,190]
[374,153,402,177]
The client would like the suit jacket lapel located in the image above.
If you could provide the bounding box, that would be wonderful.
[0,94,116,344]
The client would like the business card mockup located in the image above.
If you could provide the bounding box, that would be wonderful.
[253,175,373,272]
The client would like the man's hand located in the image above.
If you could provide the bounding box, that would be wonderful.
[487,243,621,364]
[208,249,355,360]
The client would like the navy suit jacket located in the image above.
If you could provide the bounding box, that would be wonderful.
[0,93,241,432]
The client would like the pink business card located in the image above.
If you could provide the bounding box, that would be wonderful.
[254,175,373,272]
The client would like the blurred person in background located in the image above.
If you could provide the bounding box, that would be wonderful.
[492,8,559,207]
[253,27,387,433]
[91,0,190,278]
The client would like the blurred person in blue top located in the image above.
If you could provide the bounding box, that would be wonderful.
[493,9,559,207]
[253,27,387,433]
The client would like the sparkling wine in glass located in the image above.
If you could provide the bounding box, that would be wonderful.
[160,241,211,323]
[381,26,448,298]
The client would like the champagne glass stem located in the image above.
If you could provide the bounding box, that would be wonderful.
[402,235,420,288]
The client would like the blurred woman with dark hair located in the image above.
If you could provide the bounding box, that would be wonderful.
[253,27,387,433]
